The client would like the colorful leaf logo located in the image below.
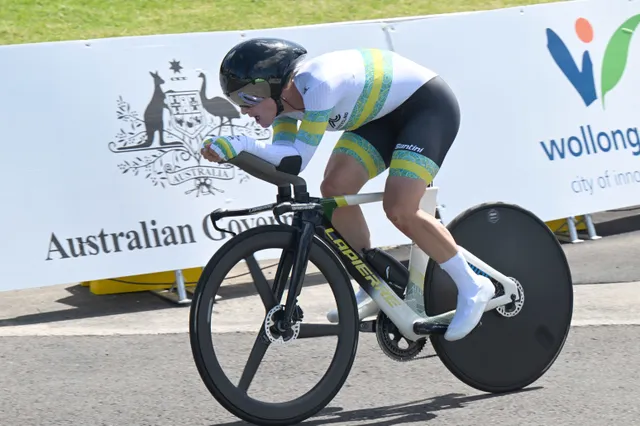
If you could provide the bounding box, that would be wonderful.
[601,14,640,108]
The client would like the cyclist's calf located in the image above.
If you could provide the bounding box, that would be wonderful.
[383,175,457,264]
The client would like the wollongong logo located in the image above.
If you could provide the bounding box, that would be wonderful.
[540,15,640,161]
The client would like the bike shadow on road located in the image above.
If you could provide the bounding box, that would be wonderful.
[214,387,541,426]
[0,283,178,328]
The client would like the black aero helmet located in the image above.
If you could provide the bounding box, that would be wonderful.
[219,37,307,114]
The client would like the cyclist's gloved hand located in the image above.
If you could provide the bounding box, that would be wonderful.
[202,135,248,162]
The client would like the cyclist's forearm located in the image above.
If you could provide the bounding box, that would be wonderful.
[245,138,301,167]
[203,135,301,168]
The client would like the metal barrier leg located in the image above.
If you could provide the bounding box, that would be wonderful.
[567,216,584,244]
[151,269,192,305]
[174,269,191,304]
[584,214,602,240]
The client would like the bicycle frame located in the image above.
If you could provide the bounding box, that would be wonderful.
[317,188,519,341]
[210,153,519,341]
[210,187,519,342]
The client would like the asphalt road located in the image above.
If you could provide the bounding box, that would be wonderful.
[1,327,638,425]
[0,209,639,426]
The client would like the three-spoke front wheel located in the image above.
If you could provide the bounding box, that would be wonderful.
[189,225,360,426]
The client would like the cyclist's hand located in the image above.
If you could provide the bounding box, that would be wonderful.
[201,146,222,163]
[201,135,248,163]
[201,138,223,163]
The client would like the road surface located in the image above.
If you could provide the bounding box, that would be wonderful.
[0,210,639,425]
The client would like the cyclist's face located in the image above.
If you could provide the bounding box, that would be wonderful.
[241,98,277,128]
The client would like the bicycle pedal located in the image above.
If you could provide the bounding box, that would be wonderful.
[359,320,376,333]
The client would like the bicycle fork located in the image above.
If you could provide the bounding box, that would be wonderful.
[279,209,323,327]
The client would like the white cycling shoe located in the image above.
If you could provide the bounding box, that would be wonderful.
[327,287,379,323]
[444,275,495,342]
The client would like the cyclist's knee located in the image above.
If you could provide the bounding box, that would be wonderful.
[320,163,368,197]
[383,199,416,234]
[383,177,425,233]
[320,176,352,197]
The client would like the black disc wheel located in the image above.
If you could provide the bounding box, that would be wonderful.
[189,225,359,425]
[424,202,574,393]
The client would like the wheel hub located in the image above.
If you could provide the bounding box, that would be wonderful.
[495,277,525,318]
[264,305,302,345]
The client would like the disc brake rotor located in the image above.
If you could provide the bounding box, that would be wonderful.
[264,305,302,345]
[495,277,525,318]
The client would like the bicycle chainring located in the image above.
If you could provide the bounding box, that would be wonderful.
[375,311,426,362]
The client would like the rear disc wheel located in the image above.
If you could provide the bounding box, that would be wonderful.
[424,202,573,393]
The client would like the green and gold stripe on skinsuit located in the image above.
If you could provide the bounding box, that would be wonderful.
[272,116,298,144]
[344,49,394,131]
[332,132,386,179]
[210,136,237,160]
[389,150,440,185]
[297,109,333,146]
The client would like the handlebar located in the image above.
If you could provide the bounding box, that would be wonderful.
[209,153,318,236]
[225,152,308,194]
[208,198,322,237]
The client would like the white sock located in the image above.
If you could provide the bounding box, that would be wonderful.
[439,250,483,297]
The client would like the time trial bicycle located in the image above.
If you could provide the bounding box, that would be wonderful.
[189,152,574,426]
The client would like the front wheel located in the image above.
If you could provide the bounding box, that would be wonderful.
[424,202,574,393]
[189,224,360,425]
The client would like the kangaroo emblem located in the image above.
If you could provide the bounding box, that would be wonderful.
[117,71,181,151]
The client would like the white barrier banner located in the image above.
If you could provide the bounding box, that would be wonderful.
[390,0,640,223]
[0,22,392,291]
[3,0,640,291]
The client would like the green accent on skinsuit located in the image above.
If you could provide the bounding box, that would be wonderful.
[344,49,394,131]
[211,137,237,160]
[388,150,440,184]
[333,132,386,179]
[297,109,333,146]
[272,116,298,143]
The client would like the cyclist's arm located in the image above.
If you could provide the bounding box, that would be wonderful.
[271,116,299,145]
[201,117,300,166]
[202,83,335,172]
[290,82,335,171]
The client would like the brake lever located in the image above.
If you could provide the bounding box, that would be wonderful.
[210,208,238,237]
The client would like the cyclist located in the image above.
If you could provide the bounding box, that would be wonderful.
[201,37,495,342]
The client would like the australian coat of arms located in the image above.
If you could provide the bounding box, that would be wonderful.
[108,59,272,197]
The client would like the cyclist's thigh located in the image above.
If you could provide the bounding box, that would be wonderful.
[389,76,461,187]
[325,118,395,185]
